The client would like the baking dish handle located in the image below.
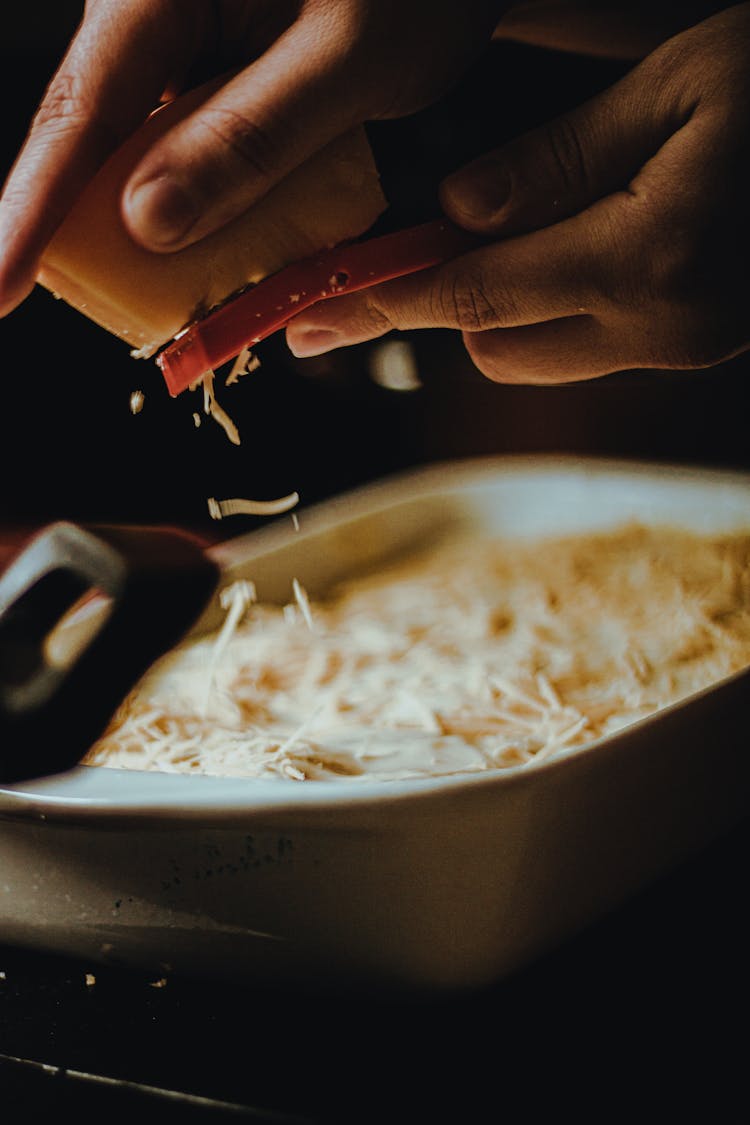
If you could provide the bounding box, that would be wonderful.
[0,522,219,784]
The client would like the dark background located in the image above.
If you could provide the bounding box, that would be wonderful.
[1,5,750,1123]
[1,4,749,543]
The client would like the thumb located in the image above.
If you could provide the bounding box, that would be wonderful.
[122,8,361,251]
[440,58,685,237]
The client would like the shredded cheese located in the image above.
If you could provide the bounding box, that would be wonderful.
[83,523,750,783]
[225,346,261,386]
[129,389,145,414]
[292,578,315,632]
[201,579,256,715]
[198,369,241,445]
[208,493,300,520]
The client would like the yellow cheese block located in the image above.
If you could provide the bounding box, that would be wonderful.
[37,90,387,358]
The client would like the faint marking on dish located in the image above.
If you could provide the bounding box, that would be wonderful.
[151,835,296,892]
[104,904,286,942]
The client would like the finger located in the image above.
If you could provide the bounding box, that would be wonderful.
[439,45,687,237]
[122,8,366,251]
[286,216,603,356]
[0,0,199,316]
[287,40,721,364]
[462,316,627,384]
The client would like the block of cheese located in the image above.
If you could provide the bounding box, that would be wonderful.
[37,88,387,359]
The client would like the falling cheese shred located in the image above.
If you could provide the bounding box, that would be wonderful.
[292,578,315,632]
[208,492,300,520]
[83,522,750,783]
[201,579,257,715]
[199,369,241,445]
[225,346,261,386]
[129,389,145,415]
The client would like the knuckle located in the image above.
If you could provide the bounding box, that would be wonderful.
[362,295,394,335]
[542,115,590,198]
[435,266,505,333]
[31,72,89,137]
[196,105,279,180]
[29,69,125,154]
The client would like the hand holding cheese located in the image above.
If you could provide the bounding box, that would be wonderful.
[0,0,507,322]
[37,92,387,358]
[288,5,750,384]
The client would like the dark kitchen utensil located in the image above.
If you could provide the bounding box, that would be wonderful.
[0,522,219,784]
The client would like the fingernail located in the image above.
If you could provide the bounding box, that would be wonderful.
[443,159,511,226]
[288,328,342,358]
[124,174,198,247]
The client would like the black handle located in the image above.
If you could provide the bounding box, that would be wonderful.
[0,522,219,784]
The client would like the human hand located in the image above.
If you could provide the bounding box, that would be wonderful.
[287,4,750,383]
[495,1,733,61]
[0,0,504,318]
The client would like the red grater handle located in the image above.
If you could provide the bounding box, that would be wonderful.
[156,218,480,396]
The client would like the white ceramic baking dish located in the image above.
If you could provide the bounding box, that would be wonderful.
[1,454,749,993]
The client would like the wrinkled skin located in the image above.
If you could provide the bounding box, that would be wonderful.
[0,1,747,386]
[287,4,750,382]
[0,0,504,316]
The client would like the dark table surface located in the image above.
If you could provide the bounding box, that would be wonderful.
[2,811,750,1124]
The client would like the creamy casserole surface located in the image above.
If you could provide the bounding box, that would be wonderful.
[84,523,750,781]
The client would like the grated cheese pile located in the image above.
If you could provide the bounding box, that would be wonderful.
[83,523,750,782]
